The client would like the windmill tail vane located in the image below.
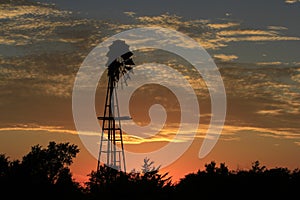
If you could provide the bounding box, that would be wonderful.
[108,51,134,88]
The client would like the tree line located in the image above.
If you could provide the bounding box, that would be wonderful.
[1,141,299,199]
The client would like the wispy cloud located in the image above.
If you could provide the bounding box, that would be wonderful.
[294,141,300,146]
[220,125,300,140]
[267,26,288,31]
[0,3,67,20]
[256,109,282,116]
[207,22,239,29]
[220,35,300,42]
[123,122,300,144]
[285,0,300,4]
[256,61,282,66]
[213,54,238,62]
[121,13,300,50]
[217,29,276,36]
[1,122,299,145]
[0,124,77,135]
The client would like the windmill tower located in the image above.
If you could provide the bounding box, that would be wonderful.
[97,40,134,172]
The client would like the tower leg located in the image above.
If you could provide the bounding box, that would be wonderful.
[97,78,126,172]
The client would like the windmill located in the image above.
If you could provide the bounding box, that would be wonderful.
[97,40,134,172]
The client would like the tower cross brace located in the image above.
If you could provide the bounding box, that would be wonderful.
[97,77,127,172]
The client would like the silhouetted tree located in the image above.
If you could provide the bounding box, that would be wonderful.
[55,167,84,198]
[216,162,229,176]
[0,154,9,178]
[86,164,128,197]
[0,141,83,199]
[21,141,79,185]
[141,157,159,173]
[85,158,173,199]
[250,160,266,174]
[176,160,300,198]
[3,142,300,199]
[133,157,173,197]
[205,160,217,174]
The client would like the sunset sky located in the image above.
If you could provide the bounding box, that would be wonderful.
[1,0,300,184]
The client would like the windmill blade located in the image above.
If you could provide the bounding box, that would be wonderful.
[125,66,133,70]
[107,50,135,86]
[121,51,133,60]
[121,52,134,67]
[124,58,135,66]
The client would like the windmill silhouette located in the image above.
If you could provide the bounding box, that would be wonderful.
[97,40,134,172]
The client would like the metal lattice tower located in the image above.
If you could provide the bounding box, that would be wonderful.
[97,40,134,172]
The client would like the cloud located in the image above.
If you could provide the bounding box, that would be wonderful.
[256,62,283,66]
[213,54,238,62]
[267,26,288,31]
[214,28,300,45]
[0,124,77,135]
[207,22,239,29]
[123,11,136,17]
[0,3,67,20]
[222,125,300,140]
[0,54,79,98]
[121,13,300,50]
[295,141,300,146]
[1,121,299,146]
[292,62,300,66]
[221,35,300,42]
[217,29,276,36]
[256,109,282,116]
[291,70,300,83]
[0,1,104,99]
[135,14,208,29]
[285,0,300,4]
[0,2,97,47]
[219,63,300,128]
[122,123,300,144]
